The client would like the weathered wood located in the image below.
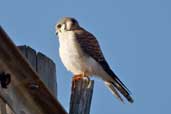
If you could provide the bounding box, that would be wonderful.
[18,46,57,97]
[6,104,14,114]
[0,98,7,114]
[18,45,37,70]
[0,26,67,114]
[69,79,94,114]
[37,52,57,96]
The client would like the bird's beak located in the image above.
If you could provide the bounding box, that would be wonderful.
[56,31,58,35]
[55,28,59,36]
[55,24,65,36]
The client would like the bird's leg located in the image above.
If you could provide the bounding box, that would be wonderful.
[72,72,91,88]
[82,72,92,88]
[72,72,92,88]
[72,74,83,81]
[72,74,83,88]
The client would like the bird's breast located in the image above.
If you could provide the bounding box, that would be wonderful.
[57,31,110,81]
[58,31,89,74]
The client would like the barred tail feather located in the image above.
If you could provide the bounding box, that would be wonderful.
[101,61,134,103]
[105,80,134,103]
[112,80,133,103]
[105,82,124,103]
[98,60,133,103]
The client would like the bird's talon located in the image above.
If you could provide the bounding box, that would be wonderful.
[87,80,92,88]
[72,75,83,81]
[72,74,83,88]
[83,76,91,88]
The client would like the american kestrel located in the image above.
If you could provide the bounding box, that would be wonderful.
[55,17,133,103]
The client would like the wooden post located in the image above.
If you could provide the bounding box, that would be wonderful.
[18,46,57,97]
[69,79,94,114]
[6,104,14,114]
[0,26,67,114]
[0,98,7,114]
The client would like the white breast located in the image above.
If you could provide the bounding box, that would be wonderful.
[58,31,88,74]
[58,31,110,81]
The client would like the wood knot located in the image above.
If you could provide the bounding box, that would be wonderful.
[0,72,11,88]
[28,82,39,90]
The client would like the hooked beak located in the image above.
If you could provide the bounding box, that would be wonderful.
[56,31,58,35]
[55,24,65,36]
[55,26,59,36]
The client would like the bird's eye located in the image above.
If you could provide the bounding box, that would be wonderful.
[57,24,61,28]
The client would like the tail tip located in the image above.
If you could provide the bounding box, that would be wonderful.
[128,96,134,103]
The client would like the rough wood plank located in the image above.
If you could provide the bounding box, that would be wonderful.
[18,46,37,70]
[0,98,7,114]
[37,53,57,96]
[0,26,67,114]
[69,79,94,114]
[6,104,14,114]
[18,46,57,97]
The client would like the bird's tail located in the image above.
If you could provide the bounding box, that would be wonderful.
[104,77,134,103]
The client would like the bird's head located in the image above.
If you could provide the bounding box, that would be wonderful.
[55,17,80,35]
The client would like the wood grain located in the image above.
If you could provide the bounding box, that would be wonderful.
[0,26,66,114]
[69,79,94,114]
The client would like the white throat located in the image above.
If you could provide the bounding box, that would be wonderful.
[61,24,66,33]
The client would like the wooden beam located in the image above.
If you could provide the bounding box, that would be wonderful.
[69,79,94,114]
[0,26,67,114]
[18,46,57,97]
[0,98,7,114]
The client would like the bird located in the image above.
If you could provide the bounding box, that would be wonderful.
[55,17,133,103]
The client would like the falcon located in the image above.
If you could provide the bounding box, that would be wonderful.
[55,17,133,103]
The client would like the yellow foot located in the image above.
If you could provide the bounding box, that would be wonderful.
[84,76,92,88]
[72,74,83,81]
[72,74,92,88]
[72,74,83,88]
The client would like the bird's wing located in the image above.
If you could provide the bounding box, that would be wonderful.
[74,28,106,65]
[74,29,104,62]
[74,28,117,76]
[74,28,127,86]
[74,28,133,103]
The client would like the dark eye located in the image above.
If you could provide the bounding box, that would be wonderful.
[57,24,61,28]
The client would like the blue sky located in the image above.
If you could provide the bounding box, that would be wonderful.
[1,0,171,114]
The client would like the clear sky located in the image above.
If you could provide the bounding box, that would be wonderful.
[1,0,171,114]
